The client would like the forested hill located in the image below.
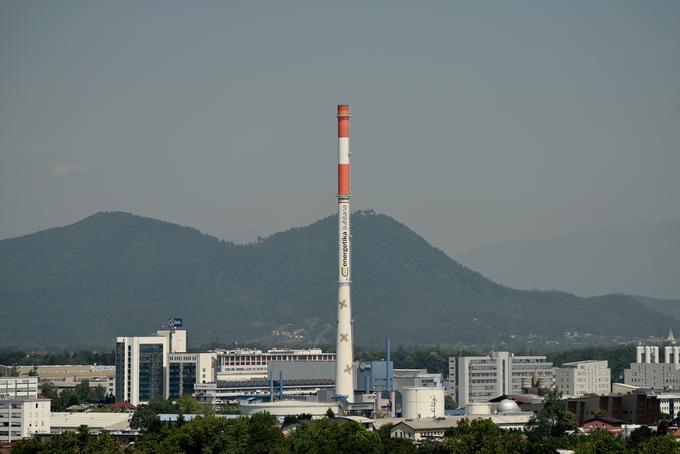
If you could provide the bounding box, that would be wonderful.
[0,211,675,348]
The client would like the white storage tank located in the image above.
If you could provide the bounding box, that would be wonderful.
[401,387,445,419]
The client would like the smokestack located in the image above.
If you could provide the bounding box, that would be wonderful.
[335,104,354,402]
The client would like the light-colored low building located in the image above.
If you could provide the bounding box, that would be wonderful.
[391,418,457,442]
[50,411,132,433]
[554,360,611,397]
[389,398,533,442]
[239,399,339,420]
[0,377,38,400]
[0,399,51,443]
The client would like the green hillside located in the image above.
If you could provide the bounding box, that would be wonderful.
[0,211,674,348]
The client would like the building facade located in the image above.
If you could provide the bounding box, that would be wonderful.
[624,345,680,390]
[554,360,611,397]
[0,377,38,400]
[449,352,553,407]
[115,332,183,405]
[0,399,51,443]
[215,348,335,381]
[168,353,217,399]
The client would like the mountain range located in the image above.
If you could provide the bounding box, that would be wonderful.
[0,211,677,349]
[460,221,680,300]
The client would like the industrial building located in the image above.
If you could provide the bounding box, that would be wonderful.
[554,360,611,397]
[215,348,335,381]
[624,345,680,389]
[389,399,533,442]
[449,352,553,407]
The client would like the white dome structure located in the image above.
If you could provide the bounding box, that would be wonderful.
[497,399,521,414]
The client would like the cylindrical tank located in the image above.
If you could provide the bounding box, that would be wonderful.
[401,387,445,419]
[665,346,673,364]
[537,377,551,389]
[645,346,651,363]
[636,346,643,363]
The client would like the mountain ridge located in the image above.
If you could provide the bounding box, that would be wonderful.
[0,211,676,348]
[459,220,680,299]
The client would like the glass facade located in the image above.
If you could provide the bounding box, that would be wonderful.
[115,342,125,402]
[138,344,164,402]
[169,363,196,399]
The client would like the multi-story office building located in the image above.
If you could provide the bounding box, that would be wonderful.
[168,352,217,399]
[624,345,680,390]
[215,348,335,381]
[449,352,553,407]
[115,330,187,405]
[0,398,51,442]
[0,377,38,400]
[554,360,611,397]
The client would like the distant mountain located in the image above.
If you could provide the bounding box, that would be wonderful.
[634,296,680,323]
[459,221,680,300]
[0,212,675,348]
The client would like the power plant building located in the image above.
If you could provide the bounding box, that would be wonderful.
[624,345,680,389]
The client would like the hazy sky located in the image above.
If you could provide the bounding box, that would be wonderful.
[1,1,679,256]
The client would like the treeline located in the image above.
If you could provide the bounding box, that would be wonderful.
[40,380,112,411]
[11,412,680,454]
[0,347,114,367]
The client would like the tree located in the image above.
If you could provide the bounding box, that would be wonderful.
[75,380,91,402]
[639,435,680,454]
[286,419,382,453]
[527,389,577,440]
[12,425,124,454]
[440,418,529,454]
[573,428,627,454]
[444,394,455,410]
[177,394,200,415]
[627,425,653,450]
[326,408,335,418]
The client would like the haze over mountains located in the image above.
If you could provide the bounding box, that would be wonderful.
[0,211,677,349]
[460,221,680,300]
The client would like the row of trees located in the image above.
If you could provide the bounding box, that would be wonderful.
[40,380,111,411]
[11,415,680,454]
[0,347,115,369]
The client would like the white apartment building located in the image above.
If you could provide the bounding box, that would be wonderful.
[449,352,553,407]
[0,399,51,443]
[624,345,680,390]
[554,360,611,397]
[115,330,187,406]
[0,377,38,400]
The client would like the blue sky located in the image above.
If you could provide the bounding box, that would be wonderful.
[1,0,678,255]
